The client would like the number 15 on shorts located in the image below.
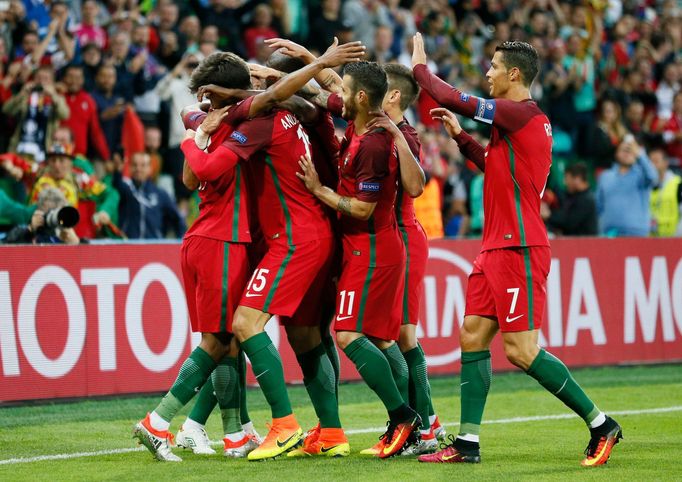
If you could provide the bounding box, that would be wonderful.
[245,268,269,297]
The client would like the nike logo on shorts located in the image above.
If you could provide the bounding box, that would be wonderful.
[336,314,353,321]
[505,314,524,323]
[245,292,262,298]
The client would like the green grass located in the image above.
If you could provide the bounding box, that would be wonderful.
[1,365,681,481]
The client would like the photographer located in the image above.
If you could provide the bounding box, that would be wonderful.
[4,186,80,244]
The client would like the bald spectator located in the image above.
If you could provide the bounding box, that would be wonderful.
[544,163,598,236]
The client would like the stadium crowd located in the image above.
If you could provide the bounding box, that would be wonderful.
[0,0,680,242]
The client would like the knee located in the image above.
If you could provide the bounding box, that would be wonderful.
[336,331,359,350]
[200,333,229,361]
[232,315,248,341]
[459,325,480,352]
[398,326,417,353]
[286,326,320,354]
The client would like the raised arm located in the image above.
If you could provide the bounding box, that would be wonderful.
[264,38,345,94]
[241,38,365,117]
[412,32,521,132]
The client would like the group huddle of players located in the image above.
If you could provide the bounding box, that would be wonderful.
[133,32,623,468]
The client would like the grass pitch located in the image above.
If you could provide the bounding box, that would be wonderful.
[1,364,681,481]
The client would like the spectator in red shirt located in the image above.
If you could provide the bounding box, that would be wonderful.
[652,91,682,168]
[59,64,111,161]
[243,4,279,60]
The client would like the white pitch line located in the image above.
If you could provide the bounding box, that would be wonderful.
[1,405,681,466]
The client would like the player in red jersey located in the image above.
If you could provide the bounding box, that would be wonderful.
[360,63,444,456]
[297,60,421,459]
[411,34,622,466]
[191,41,365,461]
[133,52,255,462]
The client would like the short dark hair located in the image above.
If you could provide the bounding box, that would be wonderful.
[495,41,539,87]
[266,49,306,74]
[343,61,387,110]
[188,52,251,93]
[565,162,588,182]
[383,63,420,111]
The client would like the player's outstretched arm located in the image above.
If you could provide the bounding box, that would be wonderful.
[431,107,486,171]
[246,38,365,117]
[180,129,240,182]
[265,37,345,94]
[297,154,376,220]
[367,112,424,197]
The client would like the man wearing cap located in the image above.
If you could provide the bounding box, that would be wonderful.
[30,142,119,238]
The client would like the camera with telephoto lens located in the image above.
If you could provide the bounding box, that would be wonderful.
[44,206,80,229]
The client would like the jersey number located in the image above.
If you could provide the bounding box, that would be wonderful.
[297,125,312,159]
[337,290,356,319]
[248,268,270,293]
[506,287,520,314]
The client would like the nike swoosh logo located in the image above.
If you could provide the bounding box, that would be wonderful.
[382,426,406,455]
[320,445,340,453]
[245,292,262,298]
[442,453,459,461]
[336,315,353,321]
[255,369,270,379]
[505,314,524,323]
[276,432,298,448]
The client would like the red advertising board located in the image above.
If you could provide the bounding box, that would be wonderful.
[1,238,681,403]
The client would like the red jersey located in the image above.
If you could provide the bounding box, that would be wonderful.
[395,119,422,227]
[414,64,551,251]
[62,90,110,160]
[337,121,403,267]
[181,109,251,243]
[223,99,332,246]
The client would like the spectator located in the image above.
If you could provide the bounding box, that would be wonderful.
[544,162,598,236]
[655,62,680,120]
[81,42,103,92]
[590,98,629,171]
[59,64,111,161]
[112,151,185,239]
[597,137,658,237]
[368,25,396,64]
[442,162,468,237]
[91,63,126,154]
[2,64,70,163]
[342,0,391,52]
[308,0,343,55]
[649,147,682,237]
[4,186,80,244]
[653,91,682,168]
[73,0,107,50]
[178,15,201,54]
[30,141,118,238]
[243,4,279,60]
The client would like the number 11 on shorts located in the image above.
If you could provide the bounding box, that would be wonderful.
[336,290,355,321]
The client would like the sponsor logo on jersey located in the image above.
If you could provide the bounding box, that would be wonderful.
[358,182,380,192]
[230,131,248,144]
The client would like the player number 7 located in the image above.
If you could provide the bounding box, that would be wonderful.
[506,287,519,314]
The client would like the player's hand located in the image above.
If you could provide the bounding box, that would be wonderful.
[366,111,400,137]
[296,154,322,194]
[264,38,315,64]
[430,107,462,138]
[411,32,427,67]
[200,105,230,134]
[316,37,366,69]
[196,84,238,103]
[248,63,282,82]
